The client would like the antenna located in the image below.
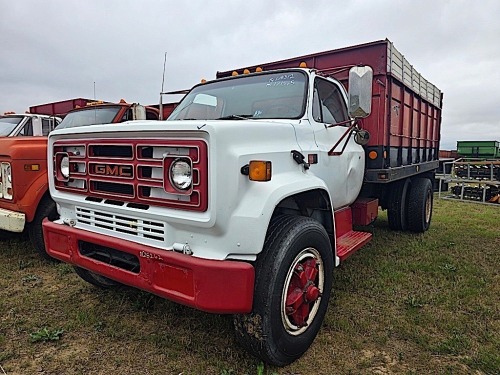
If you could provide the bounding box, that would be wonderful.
[93,81,97,123]
[161,52,167,93]
[159,52,167,120]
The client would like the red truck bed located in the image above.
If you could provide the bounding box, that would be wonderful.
[217,39,442,182]
[29,98,97,117]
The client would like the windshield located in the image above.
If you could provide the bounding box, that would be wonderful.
[0,116,23,136]
[168,71,308,121]
[57,106,121,130]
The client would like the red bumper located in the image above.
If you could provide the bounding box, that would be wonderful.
[42,219,255,313]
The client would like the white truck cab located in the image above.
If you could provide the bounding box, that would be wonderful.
[0,113,61,137]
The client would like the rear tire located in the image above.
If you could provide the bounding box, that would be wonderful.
[387,179,410,231]
[28,196,58,261]
[407,178,433,233]
[73,266,121,288]
[233,215,333,366]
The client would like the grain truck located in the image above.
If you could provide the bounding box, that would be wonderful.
[42,40,442,365]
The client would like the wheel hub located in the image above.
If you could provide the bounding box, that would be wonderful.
[305,283,320,303]
[285,258,321,328]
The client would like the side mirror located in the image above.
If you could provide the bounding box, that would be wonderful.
[348,66,373,118]
[354,129,370,145]
[131,104,147,120]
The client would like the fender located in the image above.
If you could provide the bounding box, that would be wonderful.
[17,171,49,222]
[223,168,332,259]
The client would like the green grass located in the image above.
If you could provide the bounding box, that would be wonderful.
[0,197,498,374]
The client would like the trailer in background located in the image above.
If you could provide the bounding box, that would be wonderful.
[29,98,98,117]
[457,140,500,159]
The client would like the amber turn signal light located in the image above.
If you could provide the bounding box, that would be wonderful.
[24,164,40,171]
[249,161,272,181]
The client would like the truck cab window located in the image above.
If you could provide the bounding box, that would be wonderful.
[19,118,33,136]
[313,78,348,125]
[41,118,56,136]
[175,93,222,120]
[146,110,159,120]
[169,71,307,121]
[123,109,132,121]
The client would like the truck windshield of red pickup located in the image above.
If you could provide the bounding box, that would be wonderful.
[0,116,23,136]
[168,70,307,121]
[57,106,122,130]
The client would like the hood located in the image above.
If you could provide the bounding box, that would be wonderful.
[0,137,48,160]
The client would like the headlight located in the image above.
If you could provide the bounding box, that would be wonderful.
[5,164,11,183]
[170,158,192,190]
[60,156,70,178]
[1,162,13,200]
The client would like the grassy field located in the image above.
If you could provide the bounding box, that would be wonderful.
[0,197,498,374]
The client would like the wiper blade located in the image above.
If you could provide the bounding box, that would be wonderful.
[216,114,254,120]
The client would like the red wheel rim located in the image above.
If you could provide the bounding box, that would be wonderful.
[281,247,324,335]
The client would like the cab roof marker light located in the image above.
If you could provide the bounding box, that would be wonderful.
[231,71,238,76]
[86,100,104,107]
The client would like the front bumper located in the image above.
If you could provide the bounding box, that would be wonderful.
[42,219,255,313]
[0,207,25,232]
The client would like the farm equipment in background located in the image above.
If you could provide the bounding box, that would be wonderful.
[450,184,500,203]
[437,141,500,204]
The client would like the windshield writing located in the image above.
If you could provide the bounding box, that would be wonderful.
[168,71,307,121]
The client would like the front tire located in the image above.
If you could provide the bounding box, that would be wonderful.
[28,196,58,261]
[234,215,333,366]
[73,267,121,288]
[0,229,16,240]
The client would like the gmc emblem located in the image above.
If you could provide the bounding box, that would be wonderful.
[94,164,133,177]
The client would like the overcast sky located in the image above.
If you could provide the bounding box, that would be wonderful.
[1,0,499,149]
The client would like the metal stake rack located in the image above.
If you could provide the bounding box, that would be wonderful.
[437,159,500,205]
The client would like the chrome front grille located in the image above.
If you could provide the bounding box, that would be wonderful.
[53,139,208,212]
[75,206,165,242]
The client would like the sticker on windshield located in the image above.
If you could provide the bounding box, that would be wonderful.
[267,73,296,87]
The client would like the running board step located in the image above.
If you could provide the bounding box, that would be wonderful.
[336,230,372,261]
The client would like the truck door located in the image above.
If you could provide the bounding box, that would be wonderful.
[310,77,364,209]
